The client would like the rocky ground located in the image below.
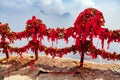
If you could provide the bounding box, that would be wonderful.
[0,55,120,80]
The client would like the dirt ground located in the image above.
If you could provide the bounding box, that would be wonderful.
[0,54,120,80]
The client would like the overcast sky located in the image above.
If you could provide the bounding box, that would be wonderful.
[0,0,120,55]
[0,0,120,31]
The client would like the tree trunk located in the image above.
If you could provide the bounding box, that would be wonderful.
[80,52,84,67]
[35,49,38,60]
[6,53,9,59]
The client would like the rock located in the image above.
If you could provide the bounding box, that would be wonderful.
[110,68,120,75]
[0,66,5,80]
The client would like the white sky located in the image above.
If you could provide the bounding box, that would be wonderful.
[0,0,120,31]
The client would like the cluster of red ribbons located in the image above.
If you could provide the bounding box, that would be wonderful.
[0,8,120,62]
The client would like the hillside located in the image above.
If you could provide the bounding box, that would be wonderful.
[0,55,120,80]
